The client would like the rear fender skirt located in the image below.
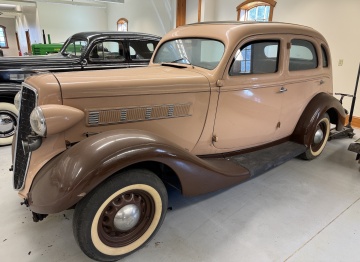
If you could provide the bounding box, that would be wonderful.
[28,129,250,214]
[291,92,346,146]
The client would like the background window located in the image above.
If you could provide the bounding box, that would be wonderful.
[230,40,279,75]
[117,18,128,32]
[0,26,8,48]
[289,39,318,71]
[237,0,277,22]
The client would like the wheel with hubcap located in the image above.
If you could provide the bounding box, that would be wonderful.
[301,113,330,160]
[0,102,18,146]
[73,169,168,261]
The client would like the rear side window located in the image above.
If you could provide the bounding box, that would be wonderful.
[129,40,158,60]
[289,39,318,71]
[229,40,279,75]
[321,45,329,68]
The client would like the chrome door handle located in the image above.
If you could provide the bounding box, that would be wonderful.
[278,87,287,93]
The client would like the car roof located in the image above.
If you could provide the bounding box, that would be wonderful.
[162,21,327,44]
[69,31,161,41]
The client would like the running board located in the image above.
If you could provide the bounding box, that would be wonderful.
[203,141,306,178]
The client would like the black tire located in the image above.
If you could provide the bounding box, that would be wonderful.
[301,113,330,160]
[73,169,168,262]
[0,102,18,146]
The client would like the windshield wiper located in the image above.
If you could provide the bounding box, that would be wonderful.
[171,57,191,65]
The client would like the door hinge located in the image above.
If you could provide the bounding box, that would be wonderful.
[216,80,224,87]
[212,135,219,142]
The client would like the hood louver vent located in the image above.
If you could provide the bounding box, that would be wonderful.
[86,103,192,126]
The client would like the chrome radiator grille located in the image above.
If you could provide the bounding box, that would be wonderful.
[13,85,37,190]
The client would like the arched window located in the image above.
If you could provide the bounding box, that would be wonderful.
[237,0,277,22]
[117,18,128,32]
[0,26,8,48]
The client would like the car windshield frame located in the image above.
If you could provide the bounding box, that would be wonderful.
[60,37,88,57]
[153,38,225,70]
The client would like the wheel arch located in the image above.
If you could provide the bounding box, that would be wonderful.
[28,129,246,214]
[291,92,346,147]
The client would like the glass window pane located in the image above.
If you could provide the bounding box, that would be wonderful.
[289,39,318,71]
[129,40,159,60]
[153,38,225,70]
[230,40,280,75]
[321,46,329,68]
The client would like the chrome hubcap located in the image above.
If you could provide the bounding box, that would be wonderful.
[314,129,324,144]
[113,204,140,231]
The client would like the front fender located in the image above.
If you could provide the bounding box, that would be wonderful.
[28,129,250,214]
[291,92,346,146]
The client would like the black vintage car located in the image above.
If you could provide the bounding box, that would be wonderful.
[0,31,161,145]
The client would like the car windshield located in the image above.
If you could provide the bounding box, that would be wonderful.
[61,37,88,57]
[153,38,225,70]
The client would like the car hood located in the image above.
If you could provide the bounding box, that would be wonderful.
[0,53,79,71]
[55,65,211,99]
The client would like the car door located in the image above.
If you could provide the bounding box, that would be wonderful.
[273,36,326,140]
[86,40,129,70]
[212,36,286,150]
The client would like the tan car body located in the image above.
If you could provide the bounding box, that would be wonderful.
[13,22,345,215]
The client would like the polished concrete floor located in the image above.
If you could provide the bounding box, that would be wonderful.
[1,133,360,262]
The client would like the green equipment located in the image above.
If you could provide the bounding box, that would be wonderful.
[31,43,63,55]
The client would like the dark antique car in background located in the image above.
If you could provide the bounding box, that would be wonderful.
[0,31,160,145]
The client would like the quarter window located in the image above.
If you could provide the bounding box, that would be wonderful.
[129,40,158,60]
[321,45,329,68]
[229,40,279,75]
[289,39,318,71]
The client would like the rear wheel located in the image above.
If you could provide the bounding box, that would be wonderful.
[73,169,168,261]
[0,102,18,146]
[301,113,330,160]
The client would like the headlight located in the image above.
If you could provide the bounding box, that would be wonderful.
[30,107,47,137]
[14,91,21,111]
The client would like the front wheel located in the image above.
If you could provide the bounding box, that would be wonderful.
[301,113,330,160]
[0,102,18,146]
[73,169,168,262]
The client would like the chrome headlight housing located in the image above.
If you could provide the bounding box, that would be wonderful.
[30,107,47,137]
[14,91,21,111]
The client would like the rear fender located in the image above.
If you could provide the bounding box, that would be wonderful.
[292,92,346,146]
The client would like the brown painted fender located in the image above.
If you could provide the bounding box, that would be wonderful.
[28,129,250,214]
[291,92,346,146]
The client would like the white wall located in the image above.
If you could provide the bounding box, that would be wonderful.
[106,0,176,37]
[37,2,108,44]
[0,17,18,56]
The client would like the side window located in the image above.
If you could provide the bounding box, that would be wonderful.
[65,40,87,57]
[129,40,158,60]
[89,41,125,61]
[229,40,279,75]
[289,39,318,71]
[321,45,329,68]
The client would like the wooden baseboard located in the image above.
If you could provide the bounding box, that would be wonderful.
[346,115,360,128]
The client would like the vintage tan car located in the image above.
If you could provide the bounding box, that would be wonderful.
[12,22,345,261]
